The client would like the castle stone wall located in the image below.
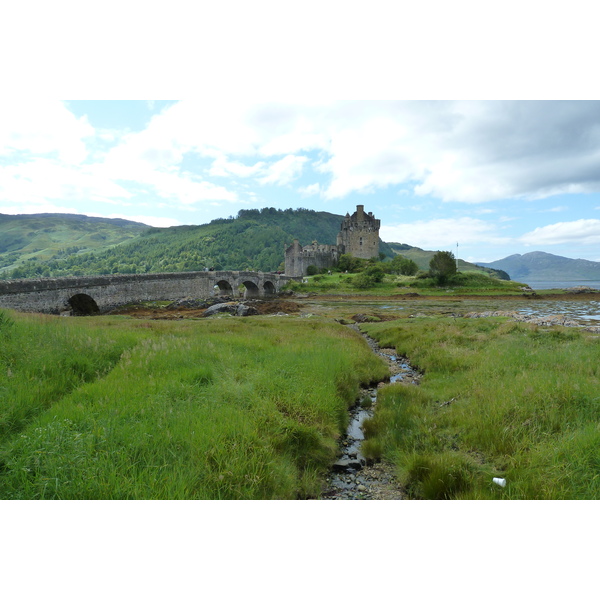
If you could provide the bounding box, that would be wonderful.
[284,240,340,277]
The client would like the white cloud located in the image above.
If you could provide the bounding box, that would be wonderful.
[380,217,512,248]
[519,219,600,246]
[257,155,308,185]
[0,100,94,164]
[210,153,308,186]
[208,155,266,178]
[137,170,238,205]
[299,183,321,196]
[0,159,133,207]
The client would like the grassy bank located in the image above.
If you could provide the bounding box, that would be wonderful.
[0,310,387,499]
[285,271,527,296]
[360,316,600,499]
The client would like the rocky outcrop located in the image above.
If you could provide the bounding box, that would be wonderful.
[203,302,259,317]
[235,304,259,317]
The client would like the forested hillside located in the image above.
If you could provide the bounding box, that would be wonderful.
[1,208,394,279]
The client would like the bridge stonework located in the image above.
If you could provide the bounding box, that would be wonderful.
[0,271,298,315]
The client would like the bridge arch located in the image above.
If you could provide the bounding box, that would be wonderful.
[263,281,276,296]
[215,279,234,296]
[240,280,260,299]
[68,293,100,316]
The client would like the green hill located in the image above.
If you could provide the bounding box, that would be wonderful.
[387,242,509,279]
[1,208,395,279]
[0,213,149,276]
[478,251,600,281]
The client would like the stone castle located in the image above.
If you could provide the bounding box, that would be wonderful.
[284,205,381,276]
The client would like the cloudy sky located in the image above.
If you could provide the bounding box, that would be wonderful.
[2,2,600,266]
[2,99,600,263]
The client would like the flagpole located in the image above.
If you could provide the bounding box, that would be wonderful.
[456,242,459,271]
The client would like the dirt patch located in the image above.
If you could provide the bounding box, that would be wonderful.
[109,306,207,319]
[305,291,600,302]
[245,300,302,315]
[108,299,302,320]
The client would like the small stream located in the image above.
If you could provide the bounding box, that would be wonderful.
[320,327,421,500]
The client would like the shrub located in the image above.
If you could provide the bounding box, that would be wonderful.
[352,266,385,289]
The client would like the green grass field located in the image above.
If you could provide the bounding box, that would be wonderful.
[285,270,527,296]
[360,316,600,499]
[0,309,387,499]
[4,289,600,500]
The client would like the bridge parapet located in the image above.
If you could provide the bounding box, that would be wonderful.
[0,270,301,314]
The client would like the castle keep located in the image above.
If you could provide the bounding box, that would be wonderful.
[337,204,381,259]
[284,205,381,276]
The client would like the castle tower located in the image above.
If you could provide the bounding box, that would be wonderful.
[338,205,381,259]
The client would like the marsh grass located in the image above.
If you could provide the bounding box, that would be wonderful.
[0,310,387,499]
[361,317,600,499]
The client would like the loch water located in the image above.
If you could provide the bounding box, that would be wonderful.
[523,281,600,290]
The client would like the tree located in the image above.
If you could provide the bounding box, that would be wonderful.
[401,258,419,276]
[390,255,419,276]
[337,253,363,273]
[429,251,457,285]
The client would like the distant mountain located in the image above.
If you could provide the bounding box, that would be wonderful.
[0,208,395,279]
[0,213,149,275]
[478,251,600,282]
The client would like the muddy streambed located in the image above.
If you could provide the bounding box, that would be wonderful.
[302,296,600,326]
[320,326,421,500]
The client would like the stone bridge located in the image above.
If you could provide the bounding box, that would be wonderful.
[0,270,299,315]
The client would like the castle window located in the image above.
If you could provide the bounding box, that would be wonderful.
[360,237,363,246]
